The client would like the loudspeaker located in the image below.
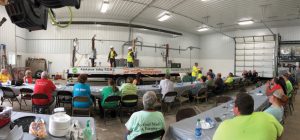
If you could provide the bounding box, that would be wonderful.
[5,0,48,31]
[39,0,81,9]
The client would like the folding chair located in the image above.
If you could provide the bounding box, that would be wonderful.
[120,94,138,123]
[0,87,21,109]
[32,93,53,114]
[20,88,33,110]
[133,129,165,140]
[72,96,92,117]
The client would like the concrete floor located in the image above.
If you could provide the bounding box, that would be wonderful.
[1,85,299,140]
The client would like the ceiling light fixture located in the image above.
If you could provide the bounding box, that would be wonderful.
[158,13,171,22]
[201,0,210,1]
[101,1,109,13]
[197,27,209,32]
[238,20,254,25]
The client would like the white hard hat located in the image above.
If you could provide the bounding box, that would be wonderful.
[110,46,114,48]
[128,47,132,50]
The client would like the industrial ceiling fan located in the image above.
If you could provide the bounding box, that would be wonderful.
[2,0,81,31]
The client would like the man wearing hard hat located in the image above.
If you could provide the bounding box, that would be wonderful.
[107,46,118,67]
[127,47,135,68]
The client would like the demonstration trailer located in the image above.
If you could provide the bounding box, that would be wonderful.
[67,67,190,85]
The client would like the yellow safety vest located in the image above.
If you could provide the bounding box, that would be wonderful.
[127,51,133,63]
[110,51,115,59]
[197,73,203,79]
[192,66,198,77]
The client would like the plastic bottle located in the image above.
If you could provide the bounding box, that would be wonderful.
[195,119,202,140]
[83,120,92,140]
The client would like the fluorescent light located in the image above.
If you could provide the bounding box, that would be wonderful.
[238,20,254,25]
[201,0,210,1]
[158,13,171,22]
[197,27,209,32]
[101,1,109,13]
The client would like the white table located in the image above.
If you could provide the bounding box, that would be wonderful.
[0,82,195,98]
[165,86,269,140]
[0,112,96,140]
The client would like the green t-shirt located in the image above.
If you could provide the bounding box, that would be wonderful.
[125,111,165,140]
[120,83,138,102]
[286,80,293,97]
[206,79,214,86]
[213,112,283,140]
[101,86,120,109]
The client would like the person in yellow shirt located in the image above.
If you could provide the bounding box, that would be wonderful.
[213,93,283,140]
[127,47,135,68]
[0,68,12,83]
[197,70,203,80]
[107,46,118,67]
[191,63,199,81]
[225,72,234,86]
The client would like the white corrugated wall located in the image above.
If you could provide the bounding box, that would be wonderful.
[0,7,27,67]
[24,21,201,74]
[198,26,300,76]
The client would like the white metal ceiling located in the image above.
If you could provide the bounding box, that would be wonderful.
[54,0,300,34]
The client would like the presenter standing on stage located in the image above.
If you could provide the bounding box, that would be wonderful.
[108,46,117,67]
[127,47,135,68]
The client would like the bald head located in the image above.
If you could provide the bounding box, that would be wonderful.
[41,71,48,79]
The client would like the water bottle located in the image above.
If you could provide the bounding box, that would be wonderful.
[25,79,28,84]
[66,80,70,86]
[195,119,202,140]
[83,120,92,140]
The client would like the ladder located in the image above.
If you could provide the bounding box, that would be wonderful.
[0,44,8,69]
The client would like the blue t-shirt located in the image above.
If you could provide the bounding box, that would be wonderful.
[264,105,284,122]
[73,83,92,108]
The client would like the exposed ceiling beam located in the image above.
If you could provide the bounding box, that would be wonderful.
[261,21,275,35]
[129,0,158,23]
[123,0,233,38]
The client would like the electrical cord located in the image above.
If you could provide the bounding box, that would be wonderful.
[49,7,73,28]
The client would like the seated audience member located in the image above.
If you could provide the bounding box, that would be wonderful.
[73,74,92,108]
[283,74,293,97]
[206,74,214,87]
[248,70,253,78]
[215,73,225,93]
[209,69,215,79]
[264,90,288,122]
[252,70,258,82]
[33,71,56,105]
[199,76,207,86]
[224,72,234,86]
[100,79,120,117]
[125,91,165,140]
[101,79,120,108]
[265,77,287,96]
[242,70,248,79]
[0,68,12,83]
[120,77,138,102]
[287,72,296,85]
[197,70,203,80]
[23,70,33,84]
[213,93,283,140]
[159,75,175,102]
[133,72,144,85]
[207,69,215,79]
[182,72,193,82]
